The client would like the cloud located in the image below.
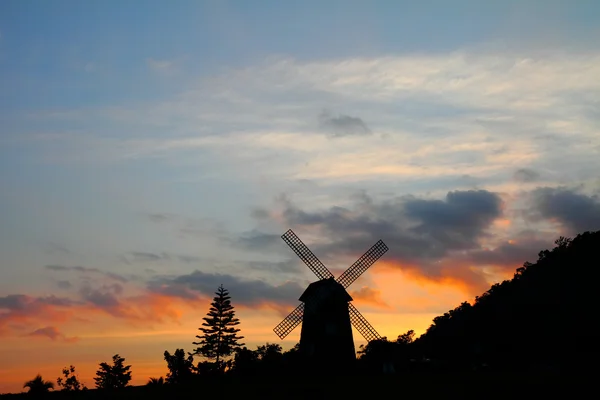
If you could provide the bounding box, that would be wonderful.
[148,270,304,310]
[349,286,390,309]
[146,213,177,223]
[146,58,183,74]
[403,190,503,249]
[129,252,167,262]
[27,326,78,343]
[250,208,270,220]
[234,230,282,251]
[23,51,599,194]
[243,259,301,274]
[529,187,600,233]
[513,168,540,182]
[0,294,80,336]
[247,190,506,292]
[0,286,188,338]
[318,110,371,137]
[44,242,71,255]
[45,265,128,283]
[0,295,78,311]
[57,280,72,289]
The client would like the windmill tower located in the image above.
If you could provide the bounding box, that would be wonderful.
[273,229,388,368]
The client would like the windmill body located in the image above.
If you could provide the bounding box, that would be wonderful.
[299,278,355,364]
[274,229,389,368]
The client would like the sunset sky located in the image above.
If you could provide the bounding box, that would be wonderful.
[1,0,599,393]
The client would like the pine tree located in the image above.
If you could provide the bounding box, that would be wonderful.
[192,285,244,370]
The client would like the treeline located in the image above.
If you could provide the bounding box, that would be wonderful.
[361,231,599,373]
[9,230,592,396]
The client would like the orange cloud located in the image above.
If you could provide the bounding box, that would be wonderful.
[26,326,79,343]
[349,286,391,309]
[0,291,211,341]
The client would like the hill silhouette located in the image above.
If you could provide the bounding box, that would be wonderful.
[413,231,598,372]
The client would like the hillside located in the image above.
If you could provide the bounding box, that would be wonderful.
[415,230,599,371]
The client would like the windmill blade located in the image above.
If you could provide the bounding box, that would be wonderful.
[281,229,334,280]
[336,240,388,289]
[273,303,305,339]
[348,303,382,342]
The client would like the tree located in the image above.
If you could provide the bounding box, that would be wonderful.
[164,349,194,385]
[94,354,132,390]
[396,329,415,345]
[57,365,85,391]
[232,347,259,375]
[23,374,54,394]
[192,284,244,369]
[146,377,164,387]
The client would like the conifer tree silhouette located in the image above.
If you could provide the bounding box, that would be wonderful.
[192,285,244,370]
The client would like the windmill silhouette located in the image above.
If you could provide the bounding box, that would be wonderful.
[273,229,388,366]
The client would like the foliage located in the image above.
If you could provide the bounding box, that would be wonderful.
[146,377,165,387]
[93,354,132,390]
[23,374,54,394]
[231,342,302,375]
[164,349,194,385]
[56,365,85,391]
[192,284,244,368]
[415,230,599,371]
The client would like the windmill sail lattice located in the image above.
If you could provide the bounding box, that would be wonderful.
[348,303,381,342]
[281,229,334,280]
[273,229,388,345]
[273,303,304,339]
[337,240,389,289]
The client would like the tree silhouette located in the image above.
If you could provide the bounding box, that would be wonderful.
[146,377,165,387]
[93,354,132,390]
[164,349,194,385]
[192,284,244,370]
[23,374,54,394]
[414,231,600,371]
[56,365,85,391]
[232,347,259,375]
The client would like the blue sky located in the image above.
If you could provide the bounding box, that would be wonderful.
[1,0,600,392]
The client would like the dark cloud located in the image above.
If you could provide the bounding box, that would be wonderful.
[235,230,282,250]
[46,265,96,272]
[462,237,552,268]
[318,110,371,137]
[146,213,175,223]
[246,190,505,291]
[530,187,600,233]
[403,190,503,250]
[77,283,130,318]
[57,280,72,289]
[250,208,270,220]
[44,242,71,255]
[148,270,304,307]
[244,259,301,273]
[513,168,541,182]
[176,255,202,264]
[27,326,78,342]
[129,252,167,262]
[282,190,502,258]
[0,295,78,311]
[45,265,128,283]
[0,295,80,335]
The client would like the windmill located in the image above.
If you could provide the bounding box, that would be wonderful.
[273,229,389,366]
